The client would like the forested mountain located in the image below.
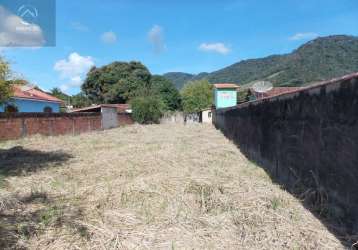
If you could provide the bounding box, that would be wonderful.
[162,72,194,89]
[164,35,358,89]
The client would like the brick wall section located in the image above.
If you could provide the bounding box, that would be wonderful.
[0,118,23,139]
[0,113,102,140]
[213,73,358,236]
[118,113,134,126]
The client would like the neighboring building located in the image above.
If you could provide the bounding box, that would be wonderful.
[184,108,213,124]
[70,104,134,128]
[249,87,304,100]
[0,85,63,113]
[214,83,239,109]
[201,108,212,123]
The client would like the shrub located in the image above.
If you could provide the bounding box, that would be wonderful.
[131,96,165,124]
[180,79,213,113]
[150,75,181,111]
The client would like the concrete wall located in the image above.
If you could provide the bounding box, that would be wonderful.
[101,107,119,129]
[0,98,61,113]
[160,112,184,124]
[213,73,358,235]
[0,113,102,140]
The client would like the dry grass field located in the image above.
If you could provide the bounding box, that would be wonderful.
[0,124,344,249]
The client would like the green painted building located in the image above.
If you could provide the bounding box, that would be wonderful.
[214,83,239,109]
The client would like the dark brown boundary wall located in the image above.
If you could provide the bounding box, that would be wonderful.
[0,113,102,141]
[213,73,358,245]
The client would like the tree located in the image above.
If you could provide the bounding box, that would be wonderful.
[131,96,165,124]
[0,58,12,104]
[50,88,71,103]
[150,75,181,111]
[6,79,29,85]
[50,88,93,109]
[180,79,213,113]
[237,89,250,104]
[82,61,151,104]
[71,92,92,108]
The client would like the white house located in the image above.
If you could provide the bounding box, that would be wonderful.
[201,108,212,123]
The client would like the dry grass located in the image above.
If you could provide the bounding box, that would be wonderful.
[0,124,345,249]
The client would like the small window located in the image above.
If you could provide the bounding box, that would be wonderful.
[208,111,212,118]
[5,105,18,113]
[43,106,53,113]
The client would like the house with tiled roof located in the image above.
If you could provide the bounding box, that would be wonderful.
[0,85,63,113]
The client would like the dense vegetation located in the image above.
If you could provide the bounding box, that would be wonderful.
[0,58,12,104]
[150,75,181,111]
[164,35,358,89]
[180,79,213,113]
[50,88,92,109]
[81,61,181,123]
[131,96,165,124]
[82,61,152,104]
[0,58,29,105]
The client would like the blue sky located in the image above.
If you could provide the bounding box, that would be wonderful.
[1,0,358,94]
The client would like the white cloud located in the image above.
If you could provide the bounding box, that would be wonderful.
[289,32,318,41]
[59,84,69,92]
[0,5,45,47]
[54,52,94,92]
[59,77,82,92]
[148,25,166,54]
[101,31,117,44]
[71,22,89,32]
[198,42,231,55]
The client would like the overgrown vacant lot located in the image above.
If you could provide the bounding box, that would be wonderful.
[0,124,344,249]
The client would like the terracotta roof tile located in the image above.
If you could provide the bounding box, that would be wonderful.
[71,104,131,113]
[214,83,239,89]
[12,85,63,103]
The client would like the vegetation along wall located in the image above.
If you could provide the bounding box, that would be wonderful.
[213,73,358,236]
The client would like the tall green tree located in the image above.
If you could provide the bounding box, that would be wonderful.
[71,92,92,108]
[180,79,213,113]
[0,58,12,104]
[150,75,181,111]
[82,61,151,103]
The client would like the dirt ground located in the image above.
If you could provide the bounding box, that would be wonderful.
[0,124,344,249]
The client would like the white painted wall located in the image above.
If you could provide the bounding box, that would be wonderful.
[202,110,212,123]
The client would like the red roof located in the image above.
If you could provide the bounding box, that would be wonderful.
[70,104,131,113]
[214,83,239,89]
[250,87,304,99]
[12,85,63,103]
[110,104,131,113]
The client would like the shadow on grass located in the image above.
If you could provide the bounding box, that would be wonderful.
[0,147,79,248]
[243,154,358,249]
[0,191,89,249]
[0,146,72,180]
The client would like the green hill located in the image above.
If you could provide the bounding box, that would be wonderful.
[162,72,194,89]
[164,35,358,89]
